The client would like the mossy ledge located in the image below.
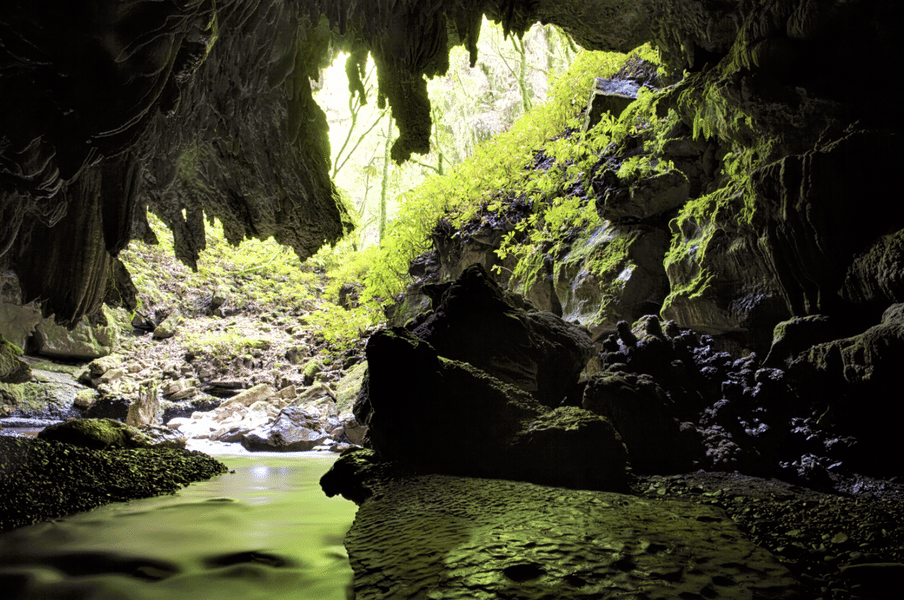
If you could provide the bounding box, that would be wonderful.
[0,437,228,532]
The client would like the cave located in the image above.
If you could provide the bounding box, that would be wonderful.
[2,1,903,599]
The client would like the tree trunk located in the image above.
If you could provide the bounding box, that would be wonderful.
[379,114,393,242]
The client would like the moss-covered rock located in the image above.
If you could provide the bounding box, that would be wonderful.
[0,437,226,531]
[335,361,368,411]
[37,418,155,450]
[0,336,30,384]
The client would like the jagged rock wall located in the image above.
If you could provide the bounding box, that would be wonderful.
[407,0,901,353]
[1,0,901,338]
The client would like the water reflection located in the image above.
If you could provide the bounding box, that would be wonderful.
[0,451,356,600]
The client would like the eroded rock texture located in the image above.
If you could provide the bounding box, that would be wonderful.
[329,462,799,600]
[400,1,901,358]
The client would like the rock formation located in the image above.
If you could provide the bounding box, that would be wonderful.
[355,265,628,491]
[3,0,898,341]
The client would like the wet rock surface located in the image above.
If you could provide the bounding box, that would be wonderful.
[632,472,904,600]
[328,454,799,600]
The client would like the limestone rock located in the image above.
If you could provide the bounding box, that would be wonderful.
[763,314,838,368]
[0,337,30,384]
[554,223,671,338]
[840,229,904,310]
[335,361,368,411]
[359,327,627,491]
[584,77,643,129]
[88,355,122,378]
[84,396,130,421]
[152,311,183,340]
[138,424,186,449]
[37,418,153,450]
[412,263,593,406]
[217,383,274,411]
[32,316,118,361]
[73,389,97,409]
[126,381,160,427]
[789,304,904,475]
[162,378,199,401]
[333,470,800,600]
[597,169,690,222]
[583,371,697,473]
[509,406,628,492]
[0,303,42,350]
[241,406,330,452]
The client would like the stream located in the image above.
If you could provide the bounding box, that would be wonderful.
[0,442,357,600]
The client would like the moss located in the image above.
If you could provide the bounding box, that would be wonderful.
[0,336,30,384]
[38,418,153,450]
[335,361,368,411]
[0,437,227,531]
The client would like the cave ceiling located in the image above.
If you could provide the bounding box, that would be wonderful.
[0,0,898,326]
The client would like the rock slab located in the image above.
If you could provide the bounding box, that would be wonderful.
[343,473,800,600]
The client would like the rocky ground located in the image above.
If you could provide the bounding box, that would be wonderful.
[632,472,904,600]
[2,261,902,599]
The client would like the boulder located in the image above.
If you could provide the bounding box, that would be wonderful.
[788,304,904,475]
[840,229,904,310]
[73,388,97,409]
[0,336,30,384]
[0,304,42,351]
[152,311,182,340]
[216,383,274,413]
[88,355,123,378]
[763,315,839,368]
[138,424,186,449]
[161,396,220,421]
[162,378,199,401]
[584,76,642,128]
[84,396,131,421]
[358,327,628,491]
[597,169,690,222]
[38,418,153,450]
[32,315,118,361]
[335,361,368,411]
[241,406,330,451]
[583,371,698,473]
[126,381,159,427]
[412,263,593,407]
[508,406,628,492]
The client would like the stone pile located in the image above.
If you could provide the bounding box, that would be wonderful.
[166,381,366,452]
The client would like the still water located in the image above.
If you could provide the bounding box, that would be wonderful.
[0,444,357,600]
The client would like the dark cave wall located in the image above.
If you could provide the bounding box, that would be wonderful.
[0,0,901,333]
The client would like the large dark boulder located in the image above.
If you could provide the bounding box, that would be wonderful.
[583,371,699,474]
[412,263,593,407]
[357,327,627,492]
[787,304,904,475]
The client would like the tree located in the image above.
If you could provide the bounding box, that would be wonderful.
[313,18,579,249]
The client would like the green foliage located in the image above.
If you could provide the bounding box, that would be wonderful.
[361,47,642,304]
[305,303,374,352]
[121,212,322,314]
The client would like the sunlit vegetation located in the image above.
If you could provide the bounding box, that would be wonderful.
[123,26,666,355]
[360,43,665,304]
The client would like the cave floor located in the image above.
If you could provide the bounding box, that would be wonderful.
[342,471,902,600]
[630,471,904,600]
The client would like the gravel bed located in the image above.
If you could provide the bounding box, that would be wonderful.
[632,472,904,600]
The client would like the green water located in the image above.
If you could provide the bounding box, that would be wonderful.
[0,452,356,600]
